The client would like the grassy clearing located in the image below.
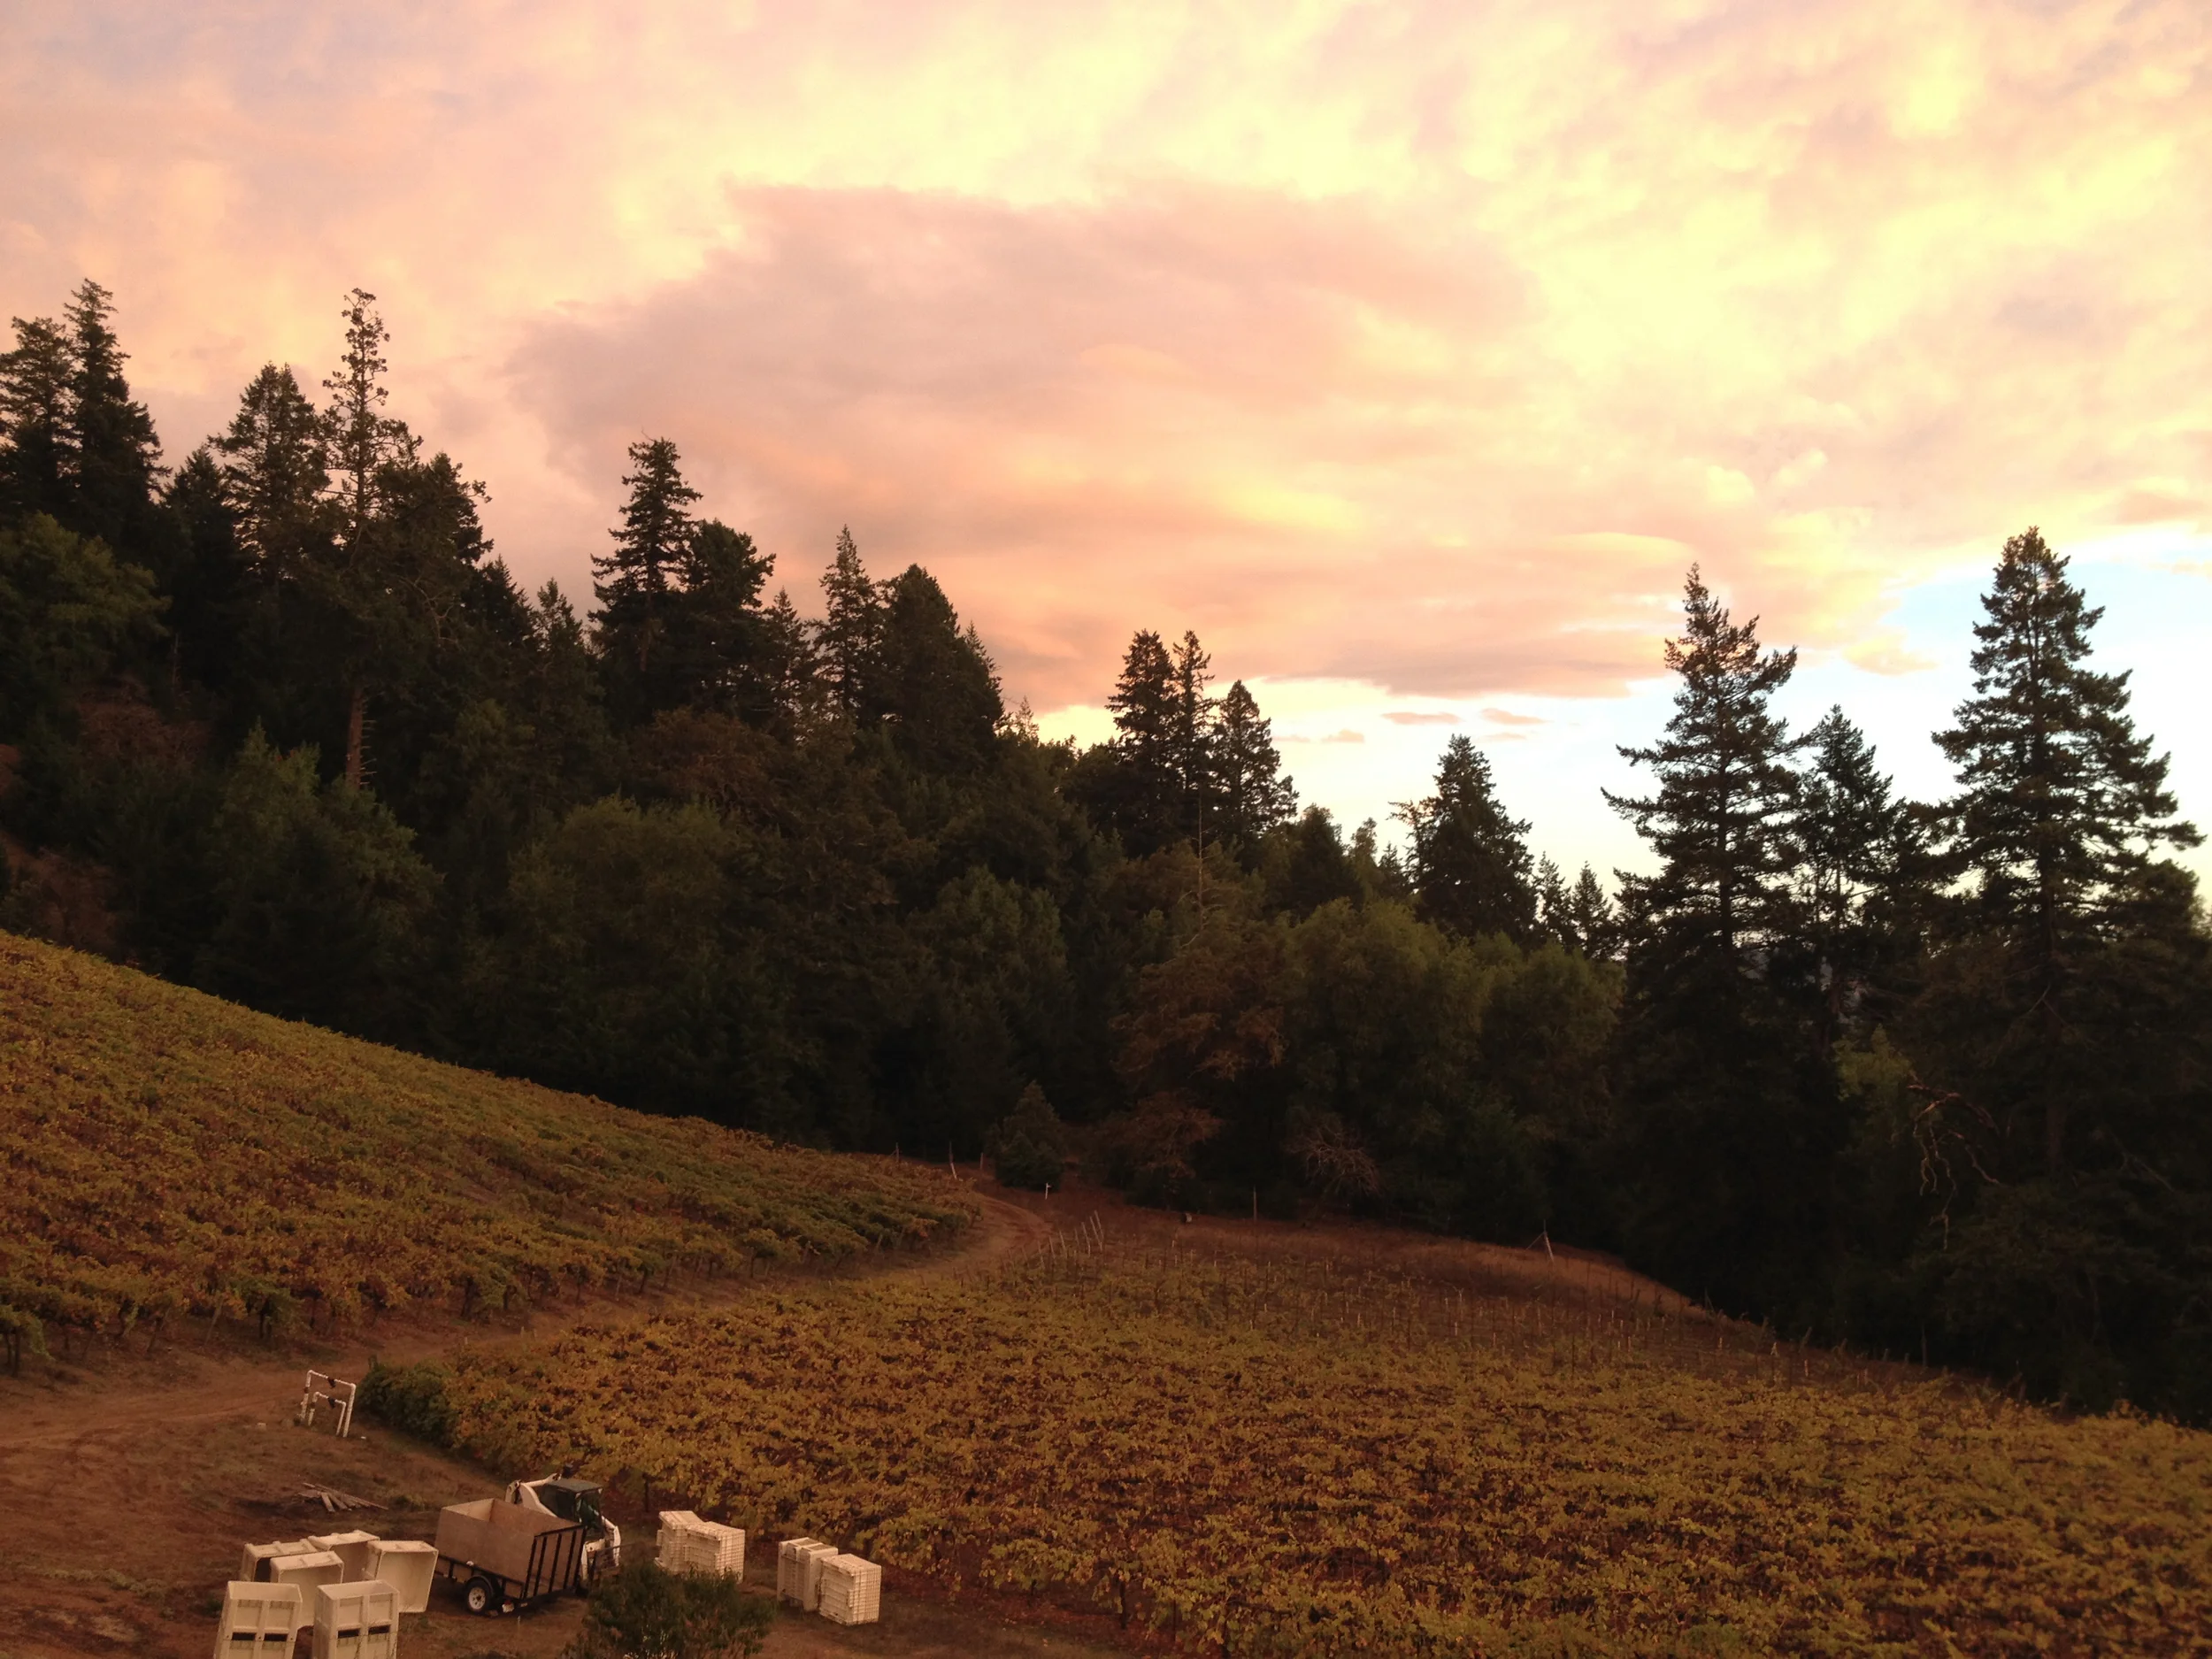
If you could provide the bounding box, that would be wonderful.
[443,1231,2212,1656]
[0,932,974,1360]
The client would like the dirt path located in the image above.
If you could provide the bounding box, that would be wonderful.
[0,1191,1116,1659]
[0,1185,1693,1658]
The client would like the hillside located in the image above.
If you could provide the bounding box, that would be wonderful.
[0,932,975,1363]
[443,1220,2212,1656]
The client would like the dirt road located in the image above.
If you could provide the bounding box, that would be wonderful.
[0,1192,1124,1659]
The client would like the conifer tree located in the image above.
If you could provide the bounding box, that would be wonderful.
[1535,856,1574,946]
[1213,679,1295,847]
[213,365,334,586]
[1401,734,1537,941]
[1168,629,1217,835]
[64,281,163,551]
[815,526,881,717]
[757,588,825,730]
[1937,528,2198,961]
[161,446,250,688]
[1603,569,1826,1315]
[872,565,1002,772]
[1606,567,1801,969]
[667,519,772,716]
[0,315,75,522]
[322,289,408,548]
[1263,805,1362,917]
[1793,706,1921,1046]
[1094,628,1179,852]
[593,436,699,715]
[1932,527,2200,1171]
[319,291,419,787]
[1566,864,1617,958]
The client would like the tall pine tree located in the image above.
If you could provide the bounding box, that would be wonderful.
[64,280,163,553]
[319,290,415,785]
[1087,628,1179,854]
[1604,568,1832,1317]
[1213,679,1295,848]
[213,365,334,588]
[1402,734,1537,942]
[1607,567,1801,969]
[593,436,699,720]
[1932,527,2200,1172]
[815,526,881,718]
[0,316,76,523]
[1168,630,1217,844]
[1793,705,1921,1050]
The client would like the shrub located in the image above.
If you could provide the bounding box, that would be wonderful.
[358,1358,455,1443]
[989,1083,1071,1190]
[562,1558,772,1659]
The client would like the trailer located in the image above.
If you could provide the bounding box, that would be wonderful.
[504,1472,622,1579]
[432,1495,587,1615]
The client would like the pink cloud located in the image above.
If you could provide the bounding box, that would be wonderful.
[2,0,2208,724]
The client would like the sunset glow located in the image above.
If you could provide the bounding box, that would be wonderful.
[7,0,2208,870]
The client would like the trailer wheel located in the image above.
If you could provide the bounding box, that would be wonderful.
[465,1576,499,1616]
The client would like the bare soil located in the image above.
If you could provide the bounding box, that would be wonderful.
[0,1179,1682,1659]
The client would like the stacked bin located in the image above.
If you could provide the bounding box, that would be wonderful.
[308,1530,382,1580]
[362,1541,437,1614]
[680,1521,745,1578]
[817,1555,883,1626]
[777,1538,839,1610]
[215,1581,302,1655]
[270,1549,346,1630]
[655,1510,703,1569]
[311,1579,399,1659]
[238,1540,316,1582]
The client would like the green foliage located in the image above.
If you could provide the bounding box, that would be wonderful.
[1079,627,1294,859]
[357,1359,456,1443]
[0,514,163,737]
[0,1301,49,1375]
[1402,733,1538,943]
[195,728,436,1031]
[990,1083,1071,1189]
[562,1558,772,1659]
[1937,526,2200,953]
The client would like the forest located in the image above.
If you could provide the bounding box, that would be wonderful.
[3,281,2207,1420]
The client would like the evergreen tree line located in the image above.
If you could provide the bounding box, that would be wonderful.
[3,287,2205,1418]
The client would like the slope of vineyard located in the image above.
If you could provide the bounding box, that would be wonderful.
[443,1239,2212,1657]
[0,932,974,1357]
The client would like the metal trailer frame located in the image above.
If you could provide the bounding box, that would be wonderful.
[433,1500,587,1615]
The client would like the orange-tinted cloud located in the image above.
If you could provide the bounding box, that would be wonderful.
[4,0,2209,719]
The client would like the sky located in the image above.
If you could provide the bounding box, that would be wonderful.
[4,0,2208,880]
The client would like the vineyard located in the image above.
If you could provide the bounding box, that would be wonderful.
[0,933,975,1366]
[442,1231,2212,1656]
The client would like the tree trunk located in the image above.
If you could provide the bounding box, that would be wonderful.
[345,686,366,789]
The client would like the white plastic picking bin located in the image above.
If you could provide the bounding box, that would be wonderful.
[312,1579,399,1659]
[778,1537,838,1608]
[215,1580,302,1655]
[362,1540,436,1615]
[308,1529,381,1580]
[817,1554,882,1625]
[238,1540,317,1582]
[269,1549,345,1628]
